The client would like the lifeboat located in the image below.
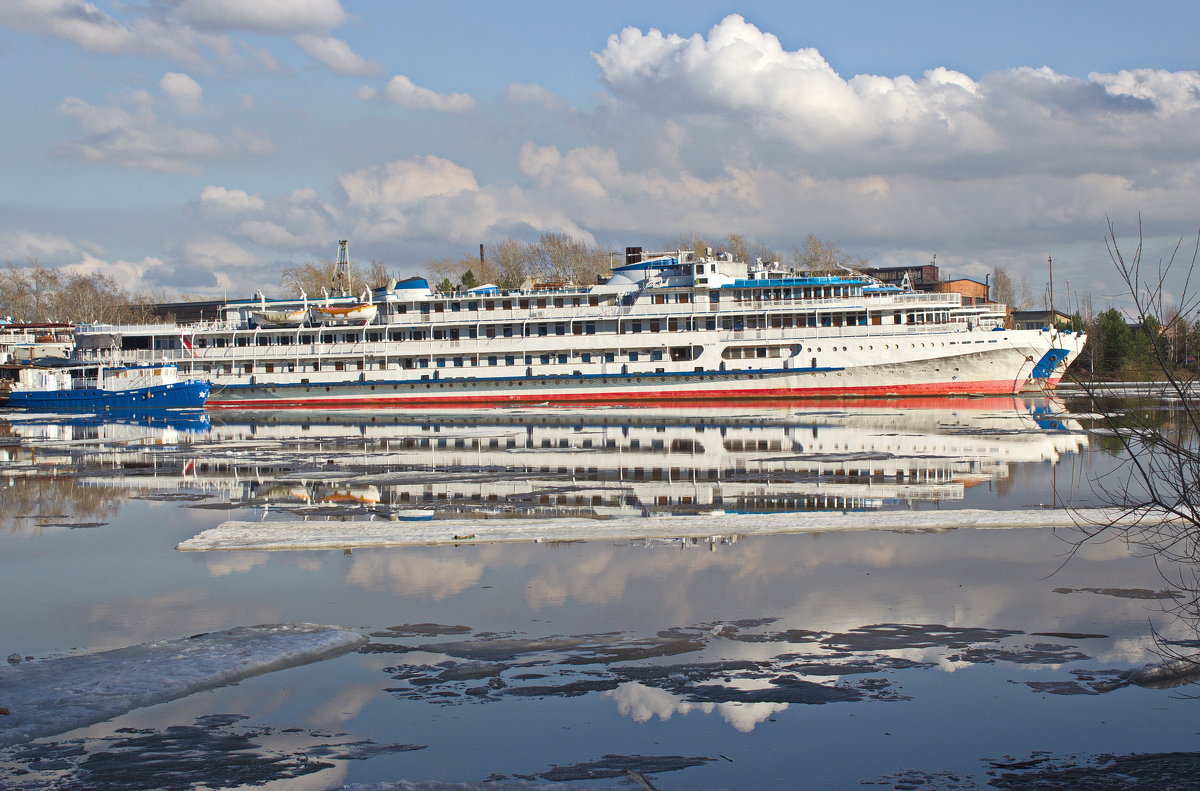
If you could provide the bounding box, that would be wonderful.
[310,302,378,325]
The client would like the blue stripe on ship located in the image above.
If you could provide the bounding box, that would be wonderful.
[1030,349,1070,380]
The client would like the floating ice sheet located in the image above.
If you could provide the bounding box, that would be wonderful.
[0,623,366,747]
[177,508,1146,552]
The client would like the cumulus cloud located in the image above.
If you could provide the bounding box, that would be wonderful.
[372,75,475,113]
[506,82,564,110]
[0,230,91,264]
[0,0,345,71]
[293,33,381,76]
[339,155,479,207]
[0,0,258,71]
[160,72,203,112]
[56,95,272,173]
[198,185,267,215]
[173,0,347,34]
[591,14,1200,183]
[194,184,341,250]
[62,251,175,295]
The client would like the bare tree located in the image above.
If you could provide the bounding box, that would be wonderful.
[991,267,1016,306]
[279,254,389,298]
[1072,220,1200,556]
[790,234,864,272]
[0,259,158,324]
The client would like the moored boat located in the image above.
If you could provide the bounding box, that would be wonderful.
[309,301,378,325]
[6,364,209,411]
[66,244,1086,408]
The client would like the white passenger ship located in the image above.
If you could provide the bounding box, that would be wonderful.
[70,246,1085,408]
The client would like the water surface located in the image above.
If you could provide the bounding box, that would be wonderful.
[2,395,1196,790]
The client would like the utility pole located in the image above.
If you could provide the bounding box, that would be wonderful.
[1048,255,1055,329]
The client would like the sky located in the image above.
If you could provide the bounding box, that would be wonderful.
[1,0,1198,314]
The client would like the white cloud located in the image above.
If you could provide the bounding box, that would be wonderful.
[293,33,381,76]
[0,0,320,71]
[0,230,89,264]
[376,75,475,113]
[198,185,267,216]
[590,14,1200,181]
[196,186,340,251]
[57,96,272,173]
[173,0,346,34]
[339,155,479,207]
[506,82,564,110]
[177,234,260,271]
[62,251,172,295]
[160,72,203,113]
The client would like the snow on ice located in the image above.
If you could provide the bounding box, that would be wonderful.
[0,623,366,746]
[177,508,1153,552]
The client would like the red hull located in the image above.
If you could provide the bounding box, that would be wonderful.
[209,377,1028,409]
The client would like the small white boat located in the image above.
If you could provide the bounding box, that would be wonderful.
[310,302,378,325]
[250,291,308,327]
[251,308,308,327]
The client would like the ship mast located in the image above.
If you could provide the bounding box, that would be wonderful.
[335,240,350,296]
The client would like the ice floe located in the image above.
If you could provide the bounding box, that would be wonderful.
[177,507,1151,552]
[0,623,366,747]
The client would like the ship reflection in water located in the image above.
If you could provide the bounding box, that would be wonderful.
[6,395,1197,791]
[2,396,1089,529]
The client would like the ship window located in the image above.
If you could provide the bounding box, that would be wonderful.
[558,354,567,364]
[436,358,445,367]
[588,295,599,307]
[581,353,591,363]
[629,352,639,361]
[454,357,463,367]
[554,298,564,307]
[488,356,497,366]
[506,355,515,365]
[710,292,720,303]
[540,354,550,364]
[538,324,548,336]
[555,323,565,335]
[605,353,615,363]
[651,350,663,361]
[503,326,513,337]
